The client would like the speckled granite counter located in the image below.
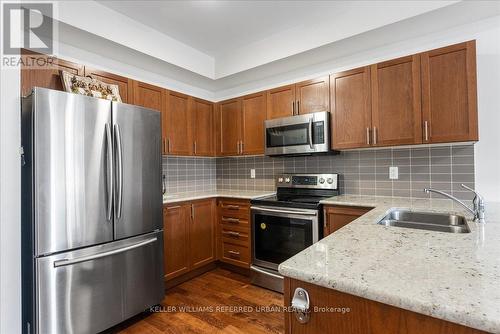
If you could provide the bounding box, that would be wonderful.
[278,195,500,333]
[163,190,275,204]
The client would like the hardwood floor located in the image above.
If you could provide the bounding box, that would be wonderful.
[105,269,285,334]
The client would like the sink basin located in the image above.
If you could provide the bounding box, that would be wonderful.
[378,210,470,233]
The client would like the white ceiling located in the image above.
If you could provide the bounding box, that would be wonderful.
[97,1,354,57]
[93,0,457,78]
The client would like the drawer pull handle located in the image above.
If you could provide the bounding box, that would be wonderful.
[228,250,240,256]
[222,217,240,223]
[224,231,241,238]
[223,205,240,210]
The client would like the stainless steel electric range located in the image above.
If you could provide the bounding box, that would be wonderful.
[250,173,340,292]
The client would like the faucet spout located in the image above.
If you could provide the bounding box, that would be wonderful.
[424,186,486,223]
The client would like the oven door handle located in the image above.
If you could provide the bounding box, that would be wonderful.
[250,265,283,280]
[251,206,318,216]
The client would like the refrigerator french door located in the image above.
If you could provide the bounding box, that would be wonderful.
[112,102,162,239]
[21,88,163,334]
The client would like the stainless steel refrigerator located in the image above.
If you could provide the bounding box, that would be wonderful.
[21,88,164,334]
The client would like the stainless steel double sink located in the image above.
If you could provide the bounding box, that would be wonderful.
[378,209,470,233]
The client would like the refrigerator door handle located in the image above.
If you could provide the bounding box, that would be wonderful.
[105,123,113,221]
[53,237,157,268]
[114,123,123,220]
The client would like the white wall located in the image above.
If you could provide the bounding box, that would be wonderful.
[474,24,500,203]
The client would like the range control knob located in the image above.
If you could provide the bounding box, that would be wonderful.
[278,177,284,183]
[285,177,291,183]
[327,178,334,184]
[319,178,325,184]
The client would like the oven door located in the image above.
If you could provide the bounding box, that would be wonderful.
[251,206,319,271]
[264,111,329,156]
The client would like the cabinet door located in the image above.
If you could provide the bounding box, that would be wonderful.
[295,76,329,115]
[189,199,216,270]
[130,81,166,153]
[285,278,484,334]
[371,55,422,147]
[267,84,295,119]
[330,67,372,150]
[163,205,189,280]
[219,99,242,156]
[324,206,372,236]
[192,98,214,156]
[21,50,84,96]
[165,91,193,155]
[130,80,163,112]
[84,67,133,103]
[421,41,478,143]
[242,92,267,155]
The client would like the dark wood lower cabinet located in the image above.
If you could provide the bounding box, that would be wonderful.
[163,204,189,281]
[217,198,252,268]
[284,278,486,334]
[323,205,373,236]
[163,199,216,281]
[189,199,216,269]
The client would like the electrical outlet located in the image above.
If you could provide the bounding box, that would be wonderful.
[389,166,398,180]
[250,169,256,179]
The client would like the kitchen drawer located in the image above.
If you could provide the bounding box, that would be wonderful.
[221,242,250,268]
[218,199,250,219]
[221,226,249,246]
[220,215,249,227]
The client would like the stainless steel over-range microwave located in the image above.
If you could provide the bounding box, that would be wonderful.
[264,111,330,156]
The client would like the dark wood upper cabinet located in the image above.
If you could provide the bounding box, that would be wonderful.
[130,80,163,112]
[330,67,372,150]
[192,98,214,156]
[163,205,190,281]
[267,77,328,120]
[21,49,84,96]
[164,91,193,156]
[128,80,165,153]
[189,199,216,270]
[421,41,478,143]
[330,41,477,150]
[218,99,242,156]
[84,67,133,104]
[295,76,329,115]
[267,84,295,119]
[242,92,267,155]
[371,55,422,147]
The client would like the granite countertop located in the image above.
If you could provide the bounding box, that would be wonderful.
[278,195,500,333]
[163,190,275,204]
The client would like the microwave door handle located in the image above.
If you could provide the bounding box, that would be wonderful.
[308,117,314,149]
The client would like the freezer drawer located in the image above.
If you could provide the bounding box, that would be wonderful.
[35,231,164,334]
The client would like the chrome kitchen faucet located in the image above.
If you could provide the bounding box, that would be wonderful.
[424,184,486,224]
